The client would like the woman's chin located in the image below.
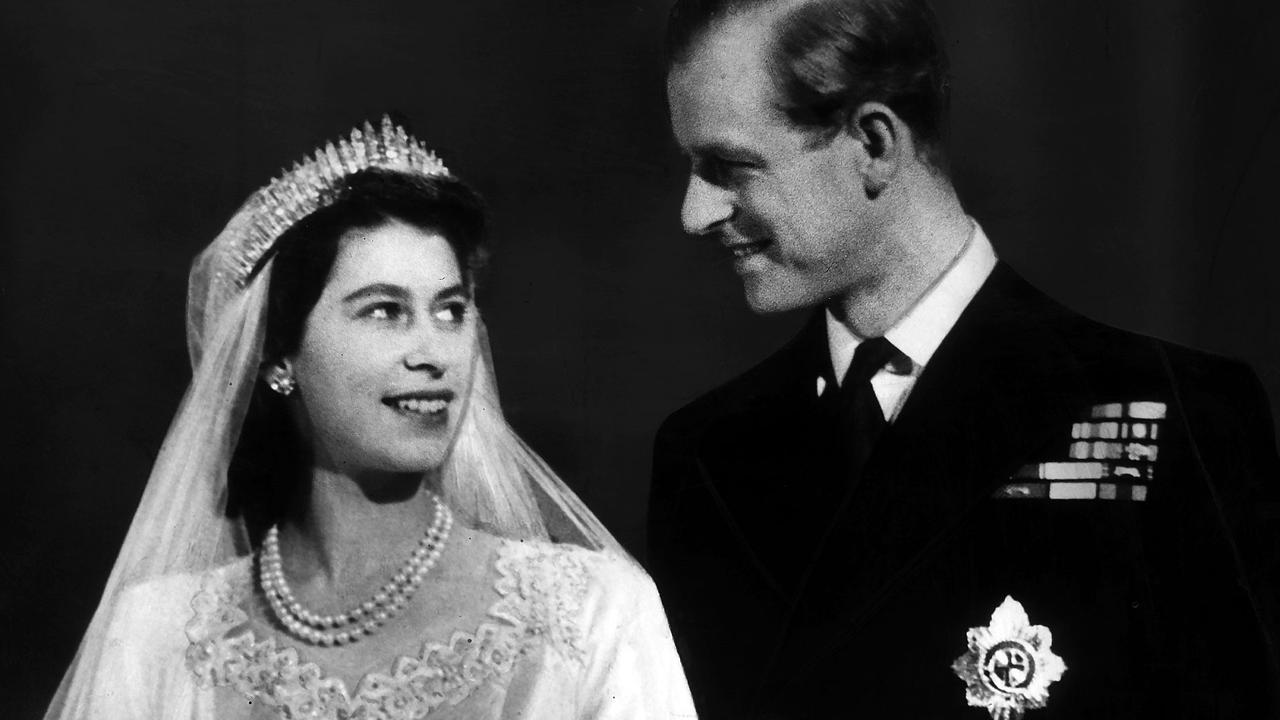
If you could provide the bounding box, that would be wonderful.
[338,442,450,479]
[385,449,449,475]
[368,420,461,471]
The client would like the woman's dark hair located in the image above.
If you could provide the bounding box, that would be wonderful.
[666,0,950,170]
[227,168,487,542]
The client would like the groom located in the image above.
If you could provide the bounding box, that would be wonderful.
[646,0,1280,718]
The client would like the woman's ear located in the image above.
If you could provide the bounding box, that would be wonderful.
[262,361,298,397]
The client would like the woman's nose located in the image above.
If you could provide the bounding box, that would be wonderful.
[403,330,449,378]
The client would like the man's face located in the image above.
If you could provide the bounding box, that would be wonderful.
[667,16,889,313]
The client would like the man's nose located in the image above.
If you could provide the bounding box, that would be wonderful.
[681,175,734,235]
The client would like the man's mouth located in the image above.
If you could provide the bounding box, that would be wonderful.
[727,239,771,259]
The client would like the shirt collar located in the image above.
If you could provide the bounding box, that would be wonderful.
[826,220,998,385]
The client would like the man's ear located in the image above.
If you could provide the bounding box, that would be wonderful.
[845,102,906,199]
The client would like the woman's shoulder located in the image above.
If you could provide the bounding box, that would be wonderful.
[494,536,649,594]
[492,538,656,623]
[114,559,249,617]
[104,558,252,652]
[484,537,650,662]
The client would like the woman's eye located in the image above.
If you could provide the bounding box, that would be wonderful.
[362,303,406,323]
[432,302,468,326]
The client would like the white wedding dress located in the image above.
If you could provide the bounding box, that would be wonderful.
[89,538,694,720]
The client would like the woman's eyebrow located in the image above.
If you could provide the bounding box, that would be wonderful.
[341,283,410,303]
[434,283,469,301]
[342,282,470,303]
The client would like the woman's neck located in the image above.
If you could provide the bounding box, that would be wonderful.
[279,466,441,587]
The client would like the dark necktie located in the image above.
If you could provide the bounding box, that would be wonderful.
[837,336,906,476]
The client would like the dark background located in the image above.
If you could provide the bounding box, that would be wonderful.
[2,0,1278,713]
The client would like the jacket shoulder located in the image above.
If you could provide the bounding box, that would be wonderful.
[990,265,1262,400]
[1044,298,1264,406]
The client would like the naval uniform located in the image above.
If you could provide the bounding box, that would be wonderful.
[647,226,1280,719]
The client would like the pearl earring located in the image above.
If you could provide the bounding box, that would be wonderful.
[268,372,297,396]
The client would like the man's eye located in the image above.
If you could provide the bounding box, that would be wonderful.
[699,157,753,187]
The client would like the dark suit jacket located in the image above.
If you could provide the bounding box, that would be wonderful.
[648,264,1280,719]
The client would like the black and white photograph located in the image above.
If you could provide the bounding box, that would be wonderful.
[3,1,1278,718]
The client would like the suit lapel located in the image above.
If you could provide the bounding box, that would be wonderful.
[784,264,1095,644]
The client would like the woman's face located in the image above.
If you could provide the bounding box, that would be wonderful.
[286,219,477,476]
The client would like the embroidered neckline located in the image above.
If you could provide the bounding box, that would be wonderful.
[184,540,591,720]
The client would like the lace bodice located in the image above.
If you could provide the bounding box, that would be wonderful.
[86,538,695,720]
[183,540,596,720]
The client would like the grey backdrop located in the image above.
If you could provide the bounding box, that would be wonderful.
[3,0,1279,713]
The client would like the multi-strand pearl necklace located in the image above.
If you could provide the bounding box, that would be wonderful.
[259,493,453,646]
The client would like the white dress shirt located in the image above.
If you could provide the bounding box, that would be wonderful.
[822,220,998,422]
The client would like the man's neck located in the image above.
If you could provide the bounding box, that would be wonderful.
[832,184,972,338]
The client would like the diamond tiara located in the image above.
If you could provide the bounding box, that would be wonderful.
[229,115,450,286]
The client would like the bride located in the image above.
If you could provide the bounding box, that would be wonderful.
[45,117,696,720]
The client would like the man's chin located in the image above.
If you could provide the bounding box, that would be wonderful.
[743,282,814,315]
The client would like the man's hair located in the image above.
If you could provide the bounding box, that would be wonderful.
[667,0,950,168]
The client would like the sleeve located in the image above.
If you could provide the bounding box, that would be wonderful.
[646,415,688,570]
[1169,352,1280,702]
[81,585,162,719]
[1210,367,1280,670]
[645,414,734,717]
[577,562,699,720]
[646,414,707,633]
[81,578,195,719]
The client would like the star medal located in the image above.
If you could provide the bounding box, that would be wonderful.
[951,596,1066,719]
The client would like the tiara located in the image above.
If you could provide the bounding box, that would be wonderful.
[229,115,450,286]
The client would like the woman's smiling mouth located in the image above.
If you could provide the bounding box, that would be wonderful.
[383,390,455,418]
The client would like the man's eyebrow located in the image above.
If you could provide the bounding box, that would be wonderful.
[688,141,766,165]
[342,283,410,303]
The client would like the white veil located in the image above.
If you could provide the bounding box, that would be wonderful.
[44,128,626,720]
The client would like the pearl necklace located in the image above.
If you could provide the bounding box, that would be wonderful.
[258,493,453,646]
